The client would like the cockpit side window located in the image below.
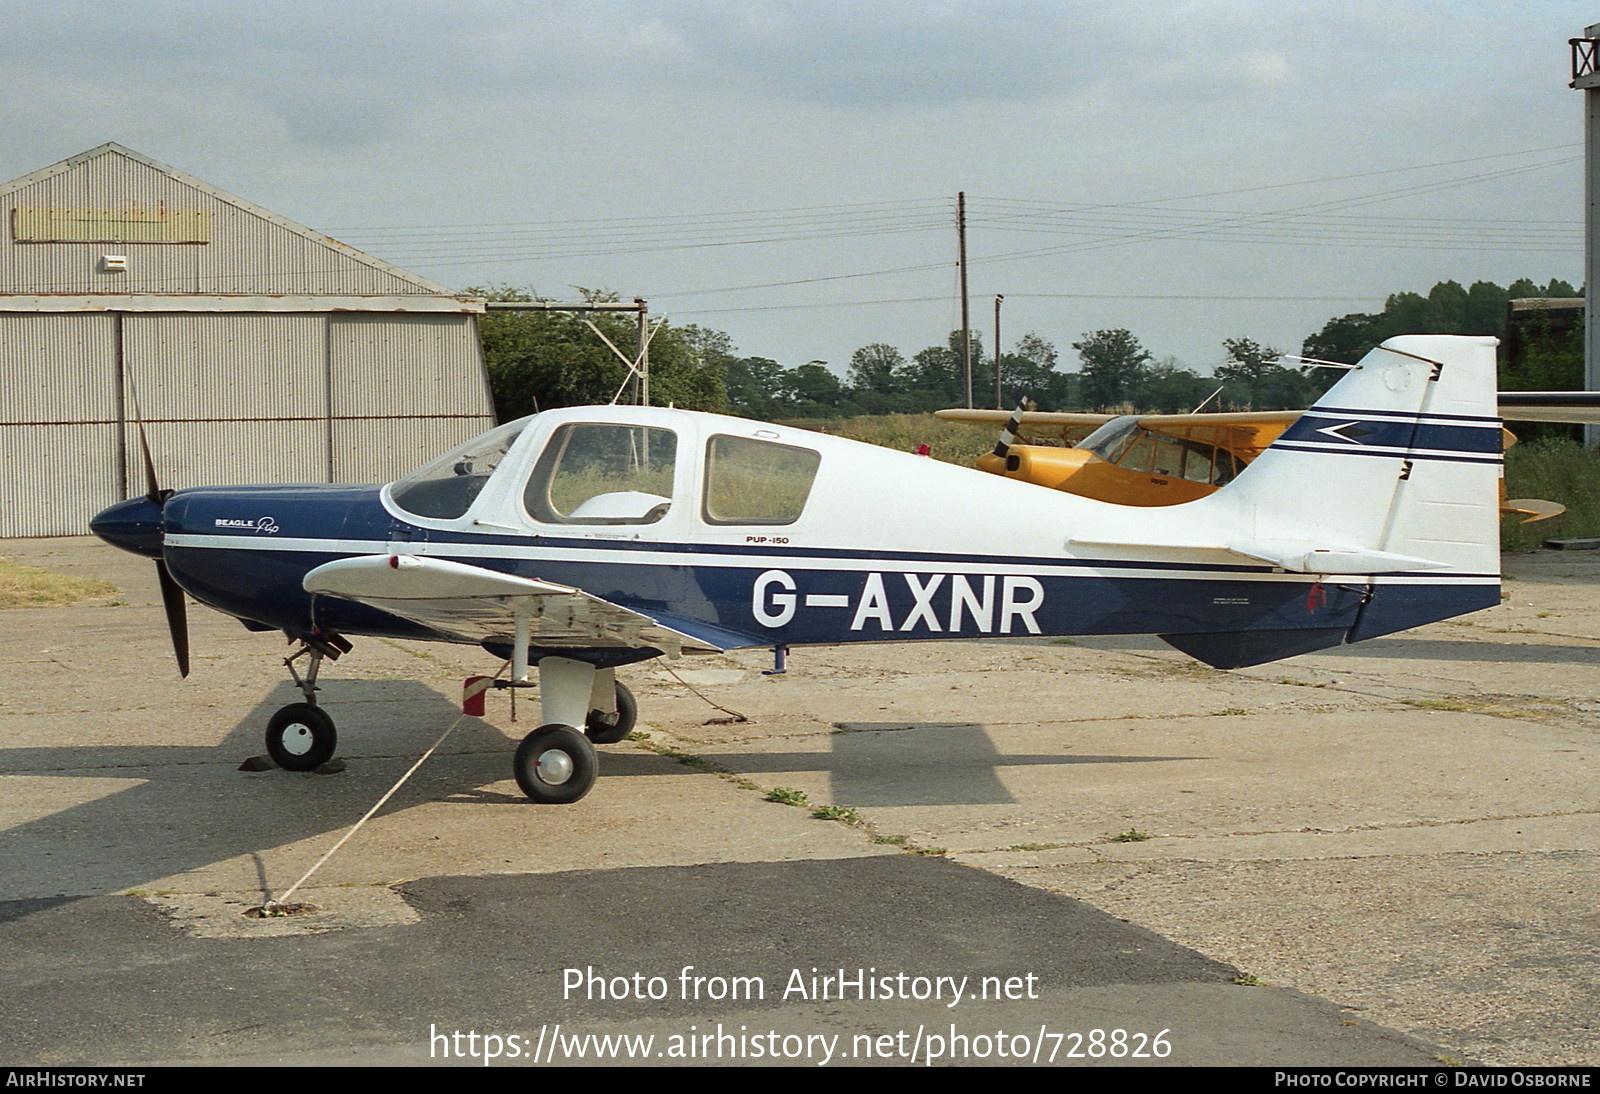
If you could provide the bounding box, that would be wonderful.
[702,435,820,525]
[523,423,677,525]
[389,419,527,520]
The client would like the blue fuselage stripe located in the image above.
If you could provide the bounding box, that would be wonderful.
[1309,404,1502,425]
[1279,414,1503,454]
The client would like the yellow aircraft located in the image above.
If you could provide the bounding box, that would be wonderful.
[933,406,1563,523]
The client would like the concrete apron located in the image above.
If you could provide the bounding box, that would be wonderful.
[1,537,1595,1066]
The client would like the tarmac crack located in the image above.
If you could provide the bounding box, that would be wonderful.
[960,809,1600,859]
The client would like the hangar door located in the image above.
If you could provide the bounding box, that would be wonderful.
[0,313,119,538]
[1,310,491,537]
[0,311,329,537]
[121,313,329,491]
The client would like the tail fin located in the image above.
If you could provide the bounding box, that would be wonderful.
[1161,334,1502,666]
[1229,334,1501,574]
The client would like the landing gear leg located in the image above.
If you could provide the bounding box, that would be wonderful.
[284,643,326,705]
[512,656,599,803]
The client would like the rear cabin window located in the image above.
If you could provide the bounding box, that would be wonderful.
[523,423,677,525]
[702,435,821,525]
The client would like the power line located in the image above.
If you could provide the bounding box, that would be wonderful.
[672,291,1385,317]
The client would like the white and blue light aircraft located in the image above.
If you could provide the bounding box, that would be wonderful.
[92,335,1504,804]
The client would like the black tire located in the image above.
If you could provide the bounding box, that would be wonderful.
[266,703,337,771]
[584,681,637,745]
[514,724,598,804]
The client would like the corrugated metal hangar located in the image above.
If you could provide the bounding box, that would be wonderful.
[0,142,495,537]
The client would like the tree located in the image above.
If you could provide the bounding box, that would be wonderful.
[1215,337,1280,404]
[469,285,728,418]
[1426,280,1469,333]
[677,324,737,371]
[902,343,961,404]
[782,361,845,415]
[900,331,978,409]
[1302,310,1388,365]
[846,344,906,395]
[1301,278,1582,364]
[999,332,1051,398]
[1013,332,1058,372]
[1131,357,1212,413]
[1073,329,1151,409]
[1215,337,1329,410]
[725,356,788,418]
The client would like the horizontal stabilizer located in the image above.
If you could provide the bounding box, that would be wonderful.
[1067,537,1445,574]
[1226,542,1446,574]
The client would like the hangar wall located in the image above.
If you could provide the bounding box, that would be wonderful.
[0,143,495,537]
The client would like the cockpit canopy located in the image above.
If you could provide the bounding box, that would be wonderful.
[386,410,824,529]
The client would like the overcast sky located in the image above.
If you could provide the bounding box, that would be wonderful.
[0,1,1588,379]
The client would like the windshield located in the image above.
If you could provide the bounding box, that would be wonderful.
[389,418,529,520]
[1075,416,1143,462]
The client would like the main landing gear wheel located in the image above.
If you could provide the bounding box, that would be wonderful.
[515,724,598,804]
[266,703,337,771]
[584,681,637,745]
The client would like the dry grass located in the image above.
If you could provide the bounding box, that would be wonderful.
[0,556,120,609]
[1502,439,1600,551]
[785,413,997,467]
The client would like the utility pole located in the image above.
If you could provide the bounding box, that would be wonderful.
[993,293,1004,408]
[958,191,972,407]
[635,298,650,407]
[1573,28,1600,446]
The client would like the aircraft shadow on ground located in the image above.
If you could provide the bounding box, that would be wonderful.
[1305,637,1600,664]
[0,688,1200,911]
[0,680,532,910]
[1057,633,1600,665]
[708,721,1200,808]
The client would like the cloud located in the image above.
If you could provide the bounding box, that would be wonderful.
[642,1,1116,107]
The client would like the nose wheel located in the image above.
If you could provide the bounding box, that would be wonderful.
[266,703,338,771]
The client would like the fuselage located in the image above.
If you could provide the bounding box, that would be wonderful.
[92,396,1501,671]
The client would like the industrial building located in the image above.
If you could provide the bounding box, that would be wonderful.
[0,142,494,536]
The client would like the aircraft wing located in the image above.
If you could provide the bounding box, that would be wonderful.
[302,554,727,656]
[935,407,1299,454]
[933,408,1114,445]
[1124,410,1298,461]
[934,409,1116,427]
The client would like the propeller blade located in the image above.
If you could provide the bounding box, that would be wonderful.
[134,417,165,504]
[123,397,186,674]
[155,559,191,678]
[992,398,1029,460]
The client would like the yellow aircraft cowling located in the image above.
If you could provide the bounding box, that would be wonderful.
[979,444,1217,506]
[977,445,1095,490]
